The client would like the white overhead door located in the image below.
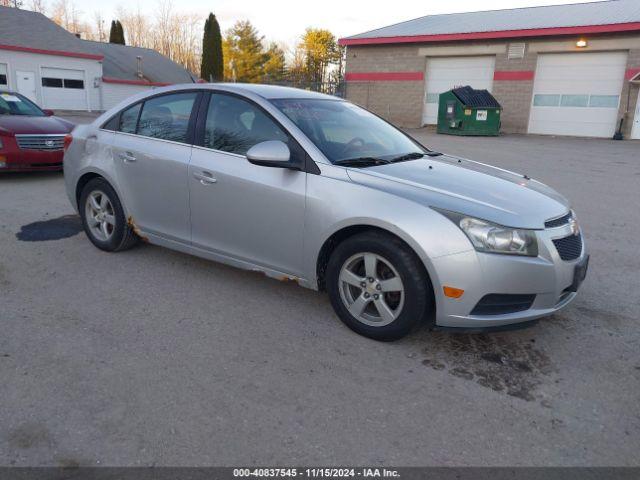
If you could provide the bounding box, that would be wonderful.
[528,52,627,138]
[422,56,496,125]
[41,67,87,110]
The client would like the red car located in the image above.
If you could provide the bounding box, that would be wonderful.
[0,91,74,172]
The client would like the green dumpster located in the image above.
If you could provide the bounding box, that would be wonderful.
[437,86,502,136]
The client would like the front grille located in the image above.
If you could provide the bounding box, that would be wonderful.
[15,135,65,151]
[552,233,583,261]
[545,211,572,228]
[470,294,536,316]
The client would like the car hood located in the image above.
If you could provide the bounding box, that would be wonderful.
[345,155,570,229]
[0,115,74,135]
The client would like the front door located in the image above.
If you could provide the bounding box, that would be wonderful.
[632,91,640,140]
[110,91,200,243]
[189,92,307,277]
[15,71,36,103]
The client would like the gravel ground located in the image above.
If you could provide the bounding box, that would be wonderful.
[1,127,639,467]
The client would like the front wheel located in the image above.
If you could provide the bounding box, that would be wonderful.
[326,231,432,341]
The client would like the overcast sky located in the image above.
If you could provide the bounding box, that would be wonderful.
[77,0,603,46]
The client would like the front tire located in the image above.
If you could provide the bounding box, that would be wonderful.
[326,231,431,341]
[79,177,138,252]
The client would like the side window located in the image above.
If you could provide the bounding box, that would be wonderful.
[102,114,120,131]
[137,92,198,143]
[118,103,142,134]
[204,93,289,156]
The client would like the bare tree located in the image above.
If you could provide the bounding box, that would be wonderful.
[0,0,24,7]
[29,0,46,12]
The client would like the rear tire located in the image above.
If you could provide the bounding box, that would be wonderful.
[79,177,138,252]
[326,231,431,341]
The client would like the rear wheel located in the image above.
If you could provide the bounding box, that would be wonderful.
[79,178,138,252]
[326,231,431,341]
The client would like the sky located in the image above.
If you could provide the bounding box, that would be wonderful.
[72,0,604,47]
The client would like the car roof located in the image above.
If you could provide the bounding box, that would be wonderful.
[189,83,343,101]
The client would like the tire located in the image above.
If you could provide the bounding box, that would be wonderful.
[326,231,432,341]
[79,177,139,252]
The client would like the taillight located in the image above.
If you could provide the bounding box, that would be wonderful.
[63,134,73,152]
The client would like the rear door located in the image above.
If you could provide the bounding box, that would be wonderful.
[110,91,201,243]
[188,92,307,277]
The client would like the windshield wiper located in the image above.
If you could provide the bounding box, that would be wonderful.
[426,151,443,157]
[333,157,391,168]
[389,152,426,163]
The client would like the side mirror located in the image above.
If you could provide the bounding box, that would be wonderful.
[43,109,55,116]
[246,140,299,170]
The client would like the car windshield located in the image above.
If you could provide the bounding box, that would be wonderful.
[0,92,46,116]
[270,98,425,164]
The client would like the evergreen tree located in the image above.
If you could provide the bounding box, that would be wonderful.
[223,20,267,83]
[201,13,224,81]
[109,20,125,45]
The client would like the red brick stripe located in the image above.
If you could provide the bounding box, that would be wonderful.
[626,68,640,80]
[339,22,640,46]
[102,77,171,87]
[0,43,103,60]
[494,71,535,81]
[345,71,424,82]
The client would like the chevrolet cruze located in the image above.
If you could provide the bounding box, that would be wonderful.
[63,84,589,340]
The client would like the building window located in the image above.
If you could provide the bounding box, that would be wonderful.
[0,63,7,87]
[560,95,589,108]
[42,77,63,88]
[533,94,561,107]
[588,95,619,108]
[63,79,84,89]
[425,93,440,104]
[42,77,85,89]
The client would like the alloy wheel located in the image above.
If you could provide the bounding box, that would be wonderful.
[85,190,116,242]
[338,252,405,327]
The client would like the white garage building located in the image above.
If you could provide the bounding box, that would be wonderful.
[341,0,640,140]
[0,6,197,112]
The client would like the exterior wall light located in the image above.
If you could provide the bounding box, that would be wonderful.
[576,39,588,48]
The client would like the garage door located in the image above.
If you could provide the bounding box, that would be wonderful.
[41,67,87,110]
[422,56,495,125]
[528,52,627,138]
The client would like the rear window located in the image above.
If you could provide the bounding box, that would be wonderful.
[136,93,198,143]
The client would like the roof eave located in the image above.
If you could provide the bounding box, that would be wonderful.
[339,22,640,46]
[0,43,103,60]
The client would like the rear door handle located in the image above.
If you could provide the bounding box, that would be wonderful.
[193,171,217,185]
[119,151,136,163]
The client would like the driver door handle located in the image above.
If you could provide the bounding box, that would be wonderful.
[119,151,136,163]
[193,170,217,185]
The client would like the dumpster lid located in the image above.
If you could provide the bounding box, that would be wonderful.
[452,86,501,109]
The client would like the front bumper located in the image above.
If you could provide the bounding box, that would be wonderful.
[430,222,588,329]
[0,136,64,172]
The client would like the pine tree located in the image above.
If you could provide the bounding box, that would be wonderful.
[201,13,223,81]
[109,20,125,45]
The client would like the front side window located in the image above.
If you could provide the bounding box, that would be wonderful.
[137,92,198,143]
[270,99,423,163]
[204,93,289,156]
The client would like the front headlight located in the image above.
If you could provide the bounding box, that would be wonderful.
[435,209,538,257]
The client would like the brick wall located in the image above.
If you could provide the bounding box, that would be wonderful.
[345,45,425,127]
[344,35,640,138]
[620,48,640,139]
[492,47,537,134]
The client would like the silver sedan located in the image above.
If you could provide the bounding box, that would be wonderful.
[63,84,588,340]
